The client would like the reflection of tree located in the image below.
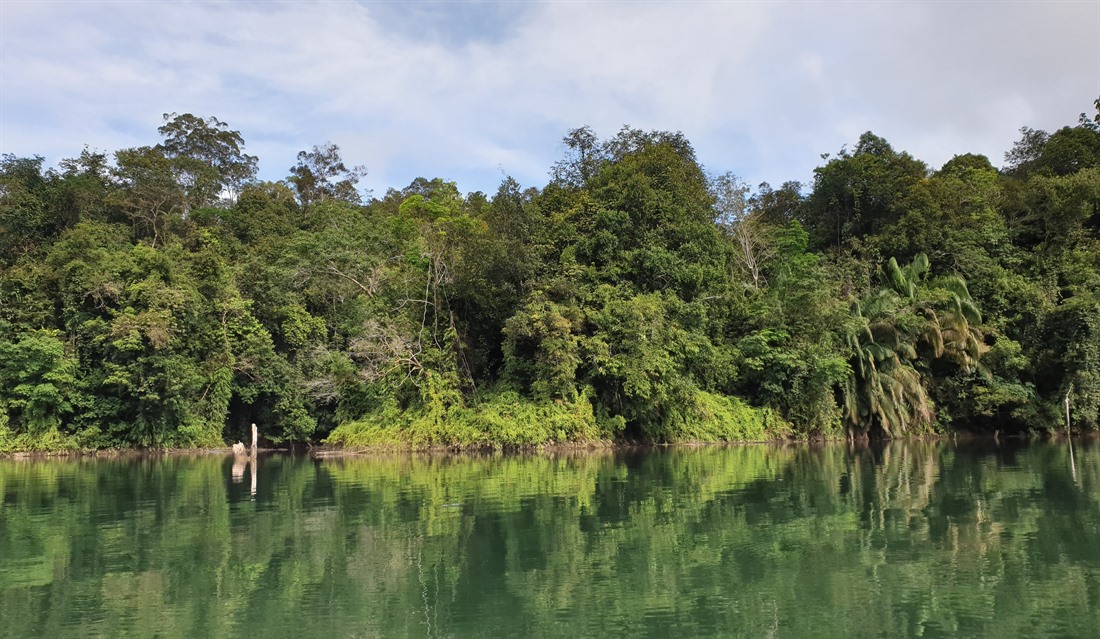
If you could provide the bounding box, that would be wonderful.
[1,444,1099,637]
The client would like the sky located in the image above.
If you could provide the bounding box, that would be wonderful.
[1,0,1098,199]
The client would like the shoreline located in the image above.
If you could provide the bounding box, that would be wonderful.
[0,430,1086,460]
[1,446,285,460]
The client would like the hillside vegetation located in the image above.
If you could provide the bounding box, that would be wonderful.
[2,102,1100,451]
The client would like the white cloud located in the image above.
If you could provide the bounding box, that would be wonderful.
[2,0,1097,196]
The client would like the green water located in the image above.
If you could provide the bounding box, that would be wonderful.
[1,441,1098,638]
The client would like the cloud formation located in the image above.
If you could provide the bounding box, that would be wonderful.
[2,1,1097,196]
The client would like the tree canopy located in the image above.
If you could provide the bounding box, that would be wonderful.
[3,101,1100,451]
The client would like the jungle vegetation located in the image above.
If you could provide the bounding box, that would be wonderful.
[2,101,1099,451]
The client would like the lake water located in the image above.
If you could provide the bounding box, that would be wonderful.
[1,440,1098,638]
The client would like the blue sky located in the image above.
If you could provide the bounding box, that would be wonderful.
[2,1,1098,198]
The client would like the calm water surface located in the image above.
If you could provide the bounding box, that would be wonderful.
[1,440,1099,638]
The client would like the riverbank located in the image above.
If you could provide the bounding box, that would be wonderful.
[4,429,1090,459]
[0,447,288,460]
[0,437,776,459]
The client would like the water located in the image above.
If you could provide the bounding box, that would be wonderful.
[1,440,1099,638]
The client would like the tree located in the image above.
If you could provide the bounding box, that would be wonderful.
[0,155,50,262]
[1004,102,1100,178]
[551,126,604,188]
[748,181,804,225]
[0,330,77,438]
[711,172,772,290]
[842,254,986,436]
[110,146,184,246]
[157,113,257,209]
[288,143,367,207]
[579,126,723,300]
[804,132,928,248]
[54,147,113,226]
[843,287,932,437]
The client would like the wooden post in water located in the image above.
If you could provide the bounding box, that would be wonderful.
[251,423,258,454]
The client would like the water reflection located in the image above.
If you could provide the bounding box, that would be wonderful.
[1,441,1098,638]
[231,452,258,498]
[231,454,247,482]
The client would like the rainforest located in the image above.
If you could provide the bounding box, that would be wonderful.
[2,102,1100,452]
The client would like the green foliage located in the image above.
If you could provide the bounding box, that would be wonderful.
[804,132,929,248]
[0,330,80,451]
[661,390,788,442]
[842,254,987,436]
[7,103,1100,450]
[287,143,366,207]
[502,298,584,401]
[1005,119,1100,178]
[157,112,258,209]
[325,388,603,449]
[1035,294,1100,430]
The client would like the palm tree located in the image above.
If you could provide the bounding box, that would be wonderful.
[925,276,985,372]
[843,254,985,436]
[843,292,933,436]
[884,254,985,370]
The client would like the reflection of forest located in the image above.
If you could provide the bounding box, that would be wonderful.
[1,442,1098,638]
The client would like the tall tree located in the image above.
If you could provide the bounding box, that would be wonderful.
[0,155,51,262]
[842,254,985,436]
[804,132,928,248]
[711,172,772,290]
[288,143,366,207]
[157,113,258,210]
[551,126,604,188]
[1004,101,1100,178]
[109,146,183,246]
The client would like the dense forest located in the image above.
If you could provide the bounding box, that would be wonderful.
[2,102,1099,451]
